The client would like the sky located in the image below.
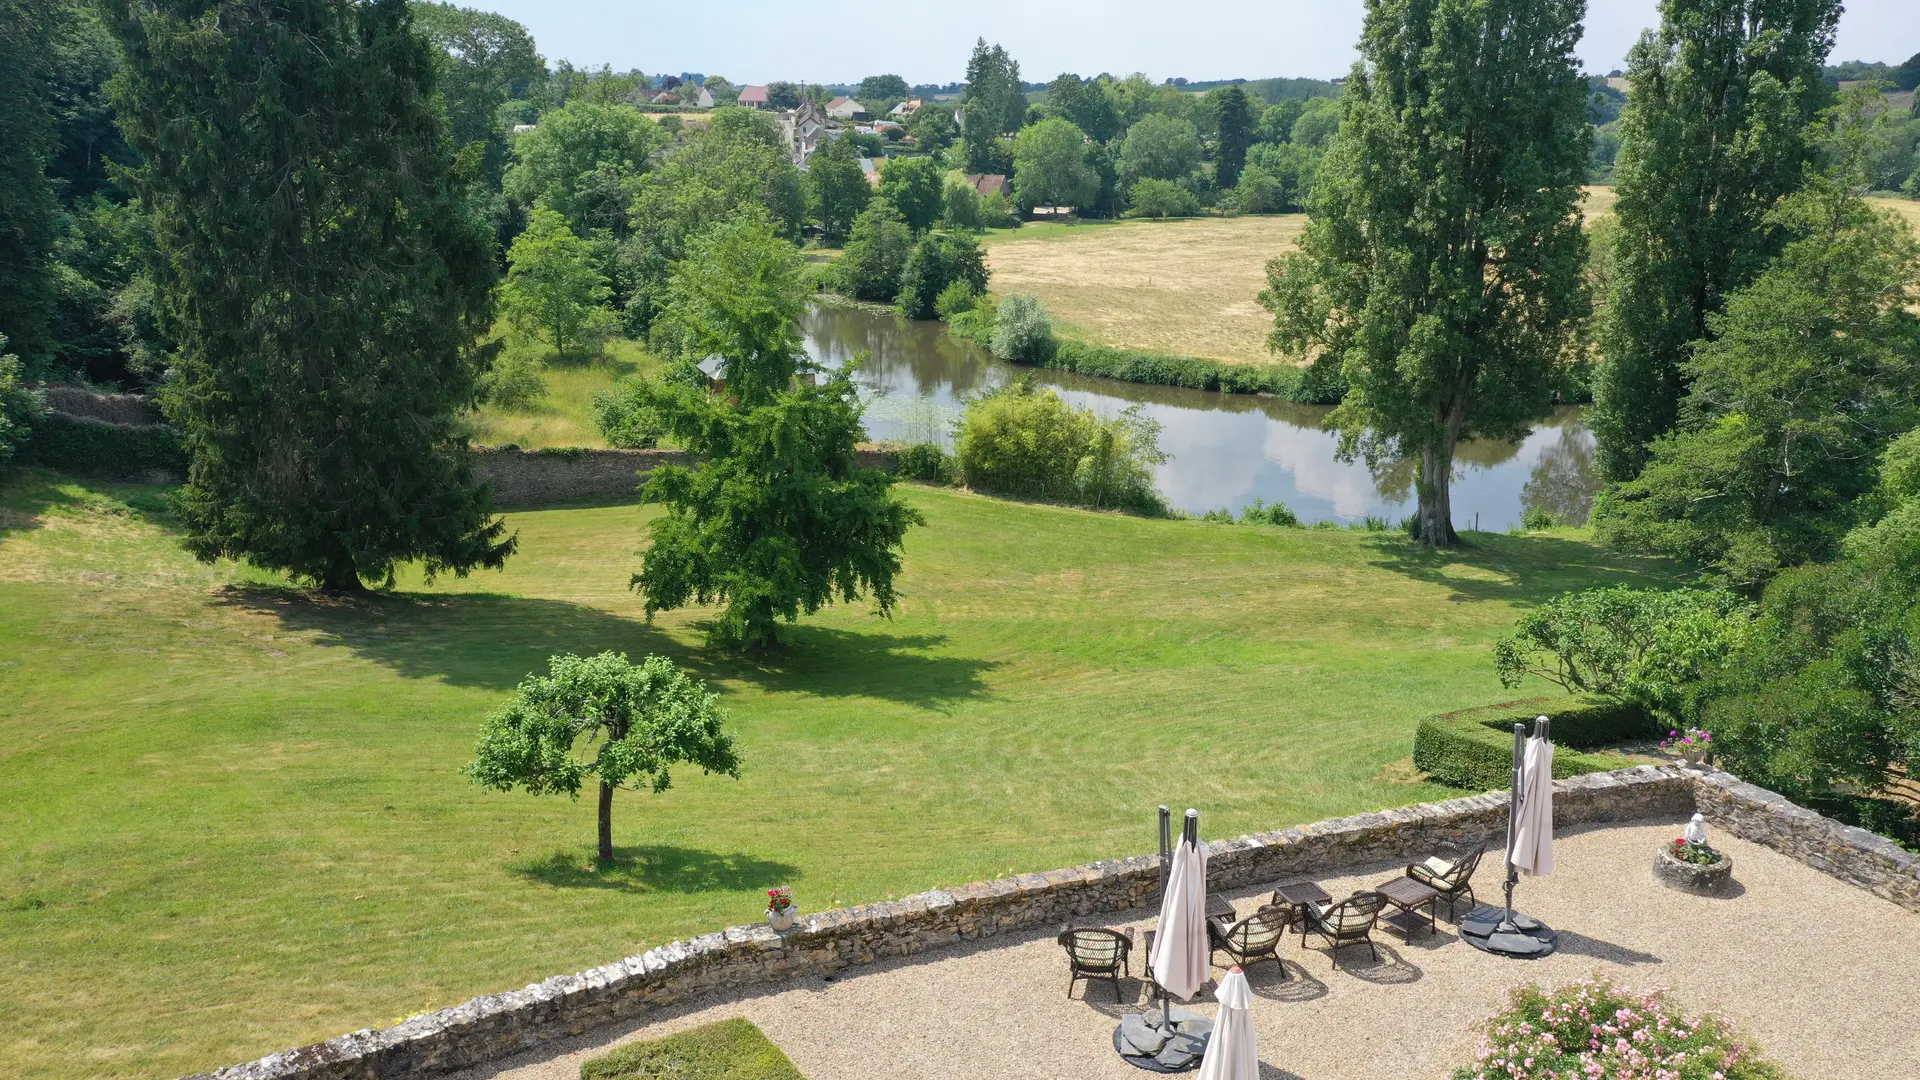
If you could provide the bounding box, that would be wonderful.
[468,0,1918,86]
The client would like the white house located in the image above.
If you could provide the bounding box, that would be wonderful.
[889,99,922,118]
[825,96,865,120]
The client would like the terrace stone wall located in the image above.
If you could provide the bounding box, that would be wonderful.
[183,766,1697,1080]
[1693,768,1920,913]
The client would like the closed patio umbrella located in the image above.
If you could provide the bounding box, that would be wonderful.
[1511,730,1555,877]
[1195,966,1258,1080]
[1150,811,1210,1002]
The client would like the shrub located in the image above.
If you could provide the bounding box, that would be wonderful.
[482,344,548,411]
[0,336,43,468]
[1456,979,1785,1080]
[946,302,995,346]
[1046,340,1345,403]
[1238,498,1299,527]
[953,380,1168,514]
[989,292,1055,363]
[17,412,187,478]
[1412,696,1658,790]
[897,232,989,319]
[933,280,979,321]
[591,377,667,449]
[1520,505,1558,530]
[581,1018,804,1080]
[1126,178,1200,218]
[1492,586,1754,725]
[893,441,955,483]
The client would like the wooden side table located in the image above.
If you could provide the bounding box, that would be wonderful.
[1271,881,1331,940]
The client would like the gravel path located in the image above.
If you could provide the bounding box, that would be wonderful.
[450,819,1919,1080]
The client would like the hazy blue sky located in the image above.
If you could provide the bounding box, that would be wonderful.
[470,0,1917,86]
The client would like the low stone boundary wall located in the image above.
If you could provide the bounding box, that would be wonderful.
[1694,769,1920,912]
[185,766,1695,1080]
[471,447,905,507]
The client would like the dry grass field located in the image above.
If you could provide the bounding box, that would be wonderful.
[982,216,1307,365]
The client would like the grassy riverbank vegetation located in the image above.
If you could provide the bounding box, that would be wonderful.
[0,470,1676,1080]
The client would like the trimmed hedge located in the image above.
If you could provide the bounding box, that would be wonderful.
[18,413,186,478]
[1413,695,1659,790]
[1044,340,1346,404]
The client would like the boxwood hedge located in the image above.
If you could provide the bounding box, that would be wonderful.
[1413,695,1658,790]
[18,413,186,478]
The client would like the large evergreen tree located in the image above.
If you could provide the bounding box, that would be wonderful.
[1262,0,1591,547]
[961,39,1022,175]
[1207,84,1256,187]
[105,0,514,591]
[0,0,60,367]
[1589,0,1840,482]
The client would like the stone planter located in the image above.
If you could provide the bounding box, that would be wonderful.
[1653,847,1733,895]
[766,907,797,932]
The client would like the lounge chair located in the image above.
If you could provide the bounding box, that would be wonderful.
[1208,904,1293,979]
[1302,891,1386,968]
[1057,927,1131,1001]
[1407,846,1485,919]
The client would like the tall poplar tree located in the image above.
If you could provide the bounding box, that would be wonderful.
[962,39,1022,175]
[1207,84,1256,188]
[1262,0,1591,547]
[106,0,514,591]
[1589,0,1840,483]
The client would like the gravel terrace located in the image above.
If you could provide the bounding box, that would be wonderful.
[450,818,1920,1080]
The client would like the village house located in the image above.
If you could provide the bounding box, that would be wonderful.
[964,173,1012,200]
[737,85,770,109]
[825,96,867,121]
[889,98,922,118]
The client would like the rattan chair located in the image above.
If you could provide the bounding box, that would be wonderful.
[1208,904,1293,979]
[1057,927,1132,1001]
[1302,891,1386,968]
[1407,846,1485,919]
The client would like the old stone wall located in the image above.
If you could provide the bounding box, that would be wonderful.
[40,385,164,426]
[1693,768,1920,913]
[471,447,904,507]
[184,766,1695,1080]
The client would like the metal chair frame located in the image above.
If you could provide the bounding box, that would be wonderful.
[1057,926,1132,1001]
[1303,891,1386,969]
[1407,846,1486,920]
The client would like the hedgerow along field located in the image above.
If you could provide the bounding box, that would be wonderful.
[0,472,1677,1080]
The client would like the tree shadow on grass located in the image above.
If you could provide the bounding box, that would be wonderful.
[213,587,999,709]
[1359,532,1690,606]
[508,844,799,894]
[0,468,176,541]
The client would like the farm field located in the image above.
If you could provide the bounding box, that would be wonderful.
[0,472,1678,1080]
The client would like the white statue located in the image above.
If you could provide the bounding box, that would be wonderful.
[1684,812,1709,847]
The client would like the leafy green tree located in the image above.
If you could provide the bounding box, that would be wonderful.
[1011,118,1096,212]
[953,381,1168,514]
[1589,0,1841,482]
[107,0,513,592]
[1257,99,1306,144]
[503,99,666,237]
[0,0,60,367]
[1047,72,1121,143]
[1117,113,1202,186]
[409,2,544,188]
[897,232,989,319]
[879,155,946,232]
[0,335,43,466]
[766,81,801,110]
[621,108,805,334]
[1125,177,1200,218]
[1262,0,1591,547]
[466,652,739,862]
[832,200,913,301]
[1289,97,1342,147]
[907,103,958,152]
[859,74,910,103]
[942,175,984,231]
[502,207,616,358]
[1206,84,1256,187]
[806,134,871,245]
[629,215,923,649]
[1592,95,1920,587]
[962,38,1024,174]
[1893,51,1920,92]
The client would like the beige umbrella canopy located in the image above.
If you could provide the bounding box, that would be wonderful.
[1196,966,1258,1080]
[1150,819,1211,1001]
[1511,732,1555,876]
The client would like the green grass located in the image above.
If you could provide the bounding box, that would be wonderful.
[0,470,1681,1080]
[580,1019,805,1080]
[469,338,661,449]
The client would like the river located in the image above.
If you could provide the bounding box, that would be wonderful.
[800,303,1599,529]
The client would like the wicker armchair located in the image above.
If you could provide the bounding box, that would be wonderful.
[1302,891,1386,968]
[1057,927,1132,1001]
[1407,846,1485,919]
[1208,904,1293,979]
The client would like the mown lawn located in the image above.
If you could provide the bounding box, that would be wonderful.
[0,471,1679,1080]
[468,337,659,450]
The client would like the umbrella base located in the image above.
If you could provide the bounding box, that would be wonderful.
[1459,904,1558,958]
[1114,1006,1213,1072]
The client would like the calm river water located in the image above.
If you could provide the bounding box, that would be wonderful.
[801,304,1599,528]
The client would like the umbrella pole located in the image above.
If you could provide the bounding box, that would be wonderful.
[1158,806,1171,1029]
[1501,721,1523,933]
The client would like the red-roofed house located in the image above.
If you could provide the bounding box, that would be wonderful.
[738,85,770,109]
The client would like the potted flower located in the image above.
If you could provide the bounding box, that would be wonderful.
[1652,813,1734,895]
[765,886,796,931]
[1659,727,1713,766]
